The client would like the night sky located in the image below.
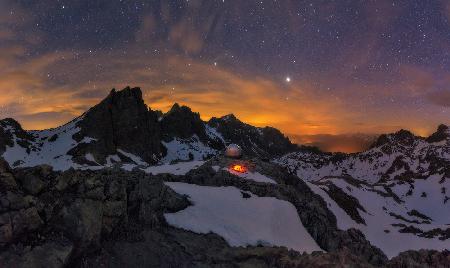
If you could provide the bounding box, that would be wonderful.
[1,0,449,152]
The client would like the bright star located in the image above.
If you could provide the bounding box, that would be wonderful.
[285,77,291,82]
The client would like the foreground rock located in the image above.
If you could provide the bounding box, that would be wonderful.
[0,157,448,267]
[70,87,165,165]
[0,158,188,267]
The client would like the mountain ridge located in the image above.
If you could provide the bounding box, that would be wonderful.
[0,86,448,267]
[0,86,447,173]
[274,120,449,257]
[0,86,297,170]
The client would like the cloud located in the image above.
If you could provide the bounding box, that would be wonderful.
[0,42,447,138]
[398,65,435,95]
[168,20,205,54]
[0,42,353,134]
[427,90,450,107]
[444,0,450,21]
[0,1,447,140]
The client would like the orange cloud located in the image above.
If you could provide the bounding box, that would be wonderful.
[0,45,447,138]
[0,44,352,135]
[0,0,448,153]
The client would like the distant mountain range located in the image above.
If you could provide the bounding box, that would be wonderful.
[0,86,296,171]
[0,86,448,267]
[289,133,379,153]
[275,124,450,257]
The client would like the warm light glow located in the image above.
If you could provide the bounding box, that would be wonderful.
[231,164,246,173]
[0,1,447,154]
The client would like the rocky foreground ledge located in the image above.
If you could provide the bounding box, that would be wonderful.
[0,157,448,267]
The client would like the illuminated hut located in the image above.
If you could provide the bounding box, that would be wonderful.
[225,144,242,158]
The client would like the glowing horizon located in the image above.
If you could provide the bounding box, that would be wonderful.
[1,1,448,152]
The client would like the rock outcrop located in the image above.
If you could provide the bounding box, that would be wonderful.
[0,86,300,169]
[163,157,388,266]
[70,87,164,165]
[160,103,208,141]
[0,156,447,267]
[0,158,188,267]
[0,118,34,155]
[388,250,450,268]
[208,114,297,158]
[426,124,450,143]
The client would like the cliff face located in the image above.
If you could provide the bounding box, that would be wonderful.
[0,157,387,267]
[70,87,164,165]
[0,86,448,267]
[1,157,448,267]
[0,86,298,169]
[208,114,297,158]
[160,103,207,141]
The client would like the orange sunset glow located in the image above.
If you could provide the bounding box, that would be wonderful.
[1,0,449,153]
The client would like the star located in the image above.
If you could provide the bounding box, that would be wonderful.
[285,77,291,83]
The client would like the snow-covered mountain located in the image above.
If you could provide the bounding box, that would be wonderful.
[0,86,296,171]
[274,125,450,257]
[0,86,448,267]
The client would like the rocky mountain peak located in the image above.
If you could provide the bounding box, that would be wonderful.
[161,103,207,141]
[0,118,23,131]
[0,118,34,154]
[371,129,418,149]
[108,86,144,103]
[221,114,239,122]
[209,114,245,129]
[69,86,163,165]
[168,102,181,112]
[208,114,296,157]
[426,124,449,143]
[391,129,417,144]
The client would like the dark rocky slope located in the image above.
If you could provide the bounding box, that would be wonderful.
[1,156,448,267]
[160,103,207,141]
[69,87,165,165]
[0,86,298,168]
[208,114,297,158]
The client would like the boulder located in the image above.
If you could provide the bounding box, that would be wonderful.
[0,240,73,268]
[57,199,103,251]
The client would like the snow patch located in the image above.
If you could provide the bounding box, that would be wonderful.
[143,161,205,175]
[2,118,83,171]
[309,178,450,258]
[117,149,148,166]
[161,135,216,163]
[164,182,322,253]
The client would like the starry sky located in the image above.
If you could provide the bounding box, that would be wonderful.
[1,0,449,152]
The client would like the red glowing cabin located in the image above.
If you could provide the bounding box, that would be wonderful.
[231,164,247,173]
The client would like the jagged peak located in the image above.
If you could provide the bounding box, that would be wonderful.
[208,114,243,126]
[426,124,449,143]
[436,124,449,132]
[107,86,143,102]
[170,102,181,110]
[393,129,416,139]
[221,114,238,121]
[370,129,419,148]
[0,118,23,130]
[83,86,148,118]
[167,103,195,115]
[0,118,32,140]
[160,102,206,141]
